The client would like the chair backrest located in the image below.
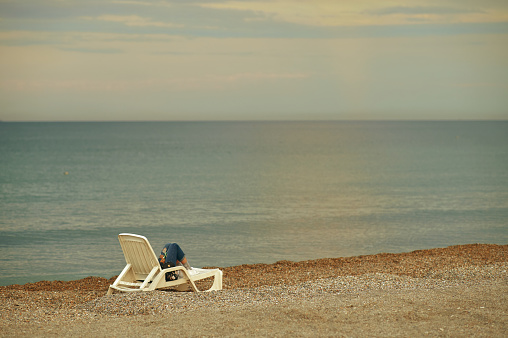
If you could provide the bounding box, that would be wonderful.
[118,233,161,280]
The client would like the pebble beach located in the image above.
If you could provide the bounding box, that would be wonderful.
[1,244,507,337]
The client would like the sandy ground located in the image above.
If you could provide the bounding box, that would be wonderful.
[1,244,507,337]
[36,283,506,337]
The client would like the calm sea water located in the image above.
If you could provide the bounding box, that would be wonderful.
[0,121,507,286]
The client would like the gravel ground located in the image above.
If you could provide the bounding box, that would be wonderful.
[80,263,507,317]
[1,244,507,337]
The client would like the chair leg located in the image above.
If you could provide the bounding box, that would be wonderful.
[107,264,133,295]
[201,270,223,291]
[209,270,223,291]
[139,267,159,290]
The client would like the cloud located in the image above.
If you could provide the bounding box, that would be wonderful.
[0,30,179,49]
[82,15,184,28]
[0,72,311,93]
[224,72,309,81]
[199,1,508,27]
[57,47,124,54]
[366,6,483,16]
[1,1,507,40]
[111,0,164,6]
[362,5,493,24]
[450,82,503,88]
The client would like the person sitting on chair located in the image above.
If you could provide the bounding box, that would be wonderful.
[159,243,192,281]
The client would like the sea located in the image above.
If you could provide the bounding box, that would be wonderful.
[0,121,507,286]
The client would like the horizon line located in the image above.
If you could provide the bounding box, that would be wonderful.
[2,118,507,123]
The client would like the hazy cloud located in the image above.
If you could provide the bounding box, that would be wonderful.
[199,1,508,27]
[82,15,184,28]
[366,6,484,16]
[0,72,311,93]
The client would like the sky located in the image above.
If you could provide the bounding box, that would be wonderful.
[0,0,507,121]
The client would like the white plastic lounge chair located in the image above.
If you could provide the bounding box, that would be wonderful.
[107,233,222,295]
